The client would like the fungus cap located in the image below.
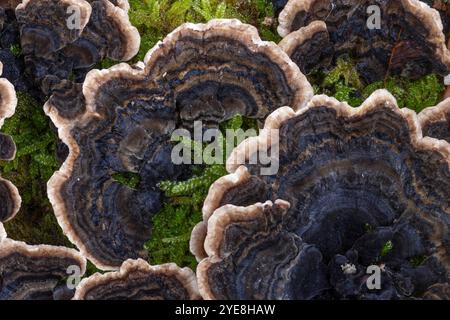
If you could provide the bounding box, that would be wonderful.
[74,259,200,300]
[0,238,86,300]
[277,0,450,83]
[193,90,450,299]
[419,98,450,143]
[15,0,140,95]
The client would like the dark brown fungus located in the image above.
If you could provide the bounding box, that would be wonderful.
[277,0,450,83]
[419,98,450,143]
[0,61,20,223]
[16,0,91,55]
[15,0,139,97]
[274,0,450,36]
[194,90,450,299]
[278,20,332,78]
[0,236,86,300]
[0,177,19,222]
[60,0,139,66]
[45,19,313,270]
[73,259,200,300]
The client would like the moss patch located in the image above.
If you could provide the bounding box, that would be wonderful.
[112,172,141,189]
[145,114,258,269]
[313,57,445,111]
[1,92,70,246]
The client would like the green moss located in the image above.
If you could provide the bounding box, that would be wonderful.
[323,57,363,90]
[409,255,427,267]
[145,202,201,269]
[10,44,21,57]
[160,165,227,197]
[380,240,394,258]
[314,57,445,110]
[362,74,445,112]
[193,0,228,21]
[312,57,365,107]
[85,260,104,277]
[145,114,258,269]
[112,172,141,189]
[1,92,70,246]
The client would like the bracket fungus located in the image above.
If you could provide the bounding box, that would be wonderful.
[0,235,86,300]
[277,0,450,83]
[15,0,140,97]
[0,61,20,223]
[74,259,200,300]
[421,1,450,38]
[419,98,450,143]
[45,19,313,270]
[193,90,450,299]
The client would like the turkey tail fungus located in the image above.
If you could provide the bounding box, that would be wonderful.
[45,19,313,270]
[419,98,450,143]
[15,0,140,98]
[277,0,450,84]
[74,259,200,300]
[0,236,86,300]
[193,90,450,299]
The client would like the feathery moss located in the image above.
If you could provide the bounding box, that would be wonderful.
[145,114,258,269]
[313,57,445,110]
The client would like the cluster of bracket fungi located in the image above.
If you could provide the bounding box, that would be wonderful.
[0,0,449,300]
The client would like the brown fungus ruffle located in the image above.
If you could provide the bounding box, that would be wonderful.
[0,61,20,223]
[74,259,200,300]
[193,90,450,299]
[45,19,313,270]
[277,0,450,83]
[15,0,139,97]
[421,1,450,39]
[0,236,86,300]
[423,282,449,299]
[0,222,6,242]
[419,98,450,143]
